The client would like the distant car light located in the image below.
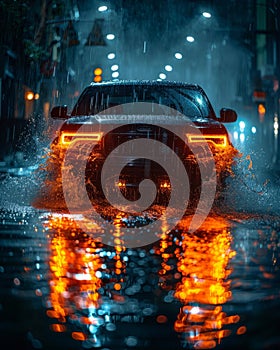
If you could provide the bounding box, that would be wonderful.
[251,126,257,134]
[239,121,245,132]
[26,91,34,100]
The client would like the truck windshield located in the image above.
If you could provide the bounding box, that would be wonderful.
[71,84,213,119]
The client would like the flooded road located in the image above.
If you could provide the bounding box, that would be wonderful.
[0,165,280,350]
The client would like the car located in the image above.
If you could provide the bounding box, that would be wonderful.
[36,80,238,211]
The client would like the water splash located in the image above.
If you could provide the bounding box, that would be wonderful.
[216,149,280,219]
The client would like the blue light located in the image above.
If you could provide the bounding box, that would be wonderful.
[239,121,245,133]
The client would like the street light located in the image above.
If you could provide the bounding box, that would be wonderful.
[165,65,173,72]
[106,33,115,40]
[107,53,115,59]
[174,52,183,59]
[202,12,212,18]
[186,36,195,43]
[98,5,108,12]
[25,91,34,101]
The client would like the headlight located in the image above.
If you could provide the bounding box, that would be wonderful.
[60,131,103,145]
[186,134,228,148]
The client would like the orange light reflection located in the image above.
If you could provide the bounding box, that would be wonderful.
[157,215,242,348]
[46,215,102,334]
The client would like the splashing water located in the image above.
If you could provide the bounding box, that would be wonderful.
[218,149,280,217]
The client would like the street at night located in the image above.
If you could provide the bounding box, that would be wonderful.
[1,1,280,349]
[0,161,280,349]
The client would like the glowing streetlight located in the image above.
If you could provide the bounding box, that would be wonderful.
[159,73,166,79]
[26,91,34,100]
[107,53,115,59]
[186,36,195,43]
[202,11,212,18]
[111,64,119,71]
[106,33,115,40]
[112,71,119,78]
[98,5,108,12]
[174,52,183,59]
[165,64,173,72]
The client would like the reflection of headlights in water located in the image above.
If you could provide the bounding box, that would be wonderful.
[240,133,245,142]
[251,126,257,134]
[233,131,238,140]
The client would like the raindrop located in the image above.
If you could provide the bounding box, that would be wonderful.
[125,336,138,347]
[89,325,98,334]
[95,271,102,278]
[32,339,43,349]
[14,277,20,286]
[142,307,153,316]
[143,41,147,53]
[106,323,116,331]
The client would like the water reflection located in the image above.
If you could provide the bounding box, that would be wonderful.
[153,215,244,349]
[46,214,103,346]
[42,213,244,349]
[43,213,160,349]
[173,217,243,349]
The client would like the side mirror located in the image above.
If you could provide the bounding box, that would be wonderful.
[219,108,237,123]
[51,105,69,119]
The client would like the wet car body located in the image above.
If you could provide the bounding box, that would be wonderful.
[45,80,238,208]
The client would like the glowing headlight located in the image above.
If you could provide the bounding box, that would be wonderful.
[60,131,103,145]
[186,134,228,147]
